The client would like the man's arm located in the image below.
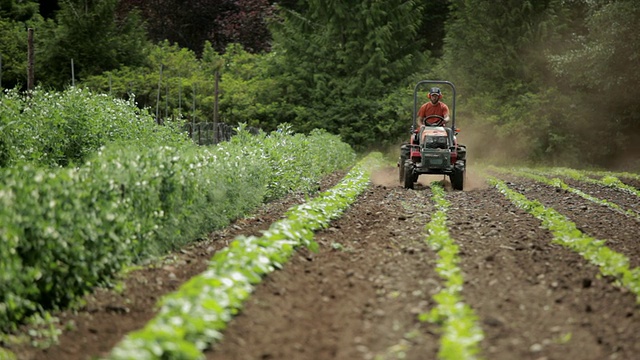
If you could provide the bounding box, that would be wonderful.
[443,104,450,123]
[417,104,426,127]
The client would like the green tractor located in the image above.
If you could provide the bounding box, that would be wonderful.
[398,80,467,190]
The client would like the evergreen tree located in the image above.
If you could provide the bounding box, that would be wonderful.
[417,0,450,58]
[549,0,640,165]
[436,0,584,164]
[268,0,427,149]
[441,0,565,99]
[36,0,149,89]
[0,0,39,21]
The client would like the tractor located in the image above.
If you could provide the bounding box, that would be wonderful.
[398,80,467,190]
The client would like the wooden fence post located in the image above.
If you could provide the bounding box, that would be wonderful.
[71,58,75,86]
[27,28,34,92]
[214,70,220,143]
[156,64,163,124]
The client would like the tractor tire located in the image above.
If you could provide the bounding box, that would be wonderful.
[398,155,407,183]
[403,162,414,189]
[451,166,465,191]
[399,144,411,183]
[457,145,467,161]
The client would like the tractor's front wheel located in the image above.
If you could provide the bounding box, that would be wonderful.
[403,162,415,189]
[398,156,406,183]
[450,163,465,191]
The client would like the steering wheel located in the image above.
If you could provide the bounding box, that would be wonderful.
[424,115,445,127]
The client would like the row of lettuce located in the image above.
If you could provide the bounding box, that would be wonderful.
[418,166,640,359]
[0,87,357,333]
[420,184,484,360]
[105,158,485,360]
[423,166,640,359]
[104,162,486,360]
[488,168,640,300]
[491,167,640,221]
[105,153,385,359]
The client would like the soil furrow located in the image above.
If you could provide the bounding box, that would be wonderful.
[447,187,640,360]
[558,177,640,214]
[206,182,442,360]
[10,172,347,360]
[497,174,640,269]
[6,167,640,360]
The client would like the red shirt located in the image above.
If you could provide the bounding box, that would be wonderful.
[418,101,449,125]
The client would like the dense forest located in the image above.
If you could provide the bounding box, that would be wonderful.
[1,0,639,168]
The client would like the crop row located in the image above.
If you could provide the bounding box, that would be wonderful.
[105,166,490,360]
[490,166,640,222]
[0,128,355,333]
[423,167,640,359]
[105,163,487,360]
[420,183,484,360]
[104,153,385,359]
[516,167,640,199]
[490,177,640,300]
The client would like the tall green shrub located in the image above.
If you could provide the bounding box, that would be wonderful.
[0,87,190,168]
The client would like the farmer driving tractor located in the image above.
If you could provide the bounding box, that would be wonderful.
[414,87,450,144]
[399,80,466,190]
[418,87,450,126]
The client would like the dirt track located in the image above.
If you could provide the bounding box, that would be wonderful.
[9,166,640,360]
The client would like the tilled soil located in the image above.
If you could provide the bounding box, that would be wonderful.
[5,166,640,360]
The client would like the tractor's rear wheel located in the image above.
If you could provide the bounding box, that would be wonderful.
[403,162,414,189]
[451,166,465,191]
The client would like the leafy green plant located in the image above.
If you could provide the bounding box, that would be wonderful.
[490,177,640,300]
[0,126,355,333]
[0,87,191,168]
[105,152,384,359]
[527,167,640,199]
[419,183,484,360]
[491,167,640,222]
[0,348,17,360]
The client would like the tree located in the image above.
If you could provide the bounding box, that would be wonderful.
[436,0,590,164]
[549,0,640,165]
[117,0,274,55]
[0,0,39,21]
[267,0,428,149]
[216,0,275,53]
[81,40,209,120]
[416,0,451,58]
[36,0,149,89]
[0,0,45,90]
[441,0,566,99]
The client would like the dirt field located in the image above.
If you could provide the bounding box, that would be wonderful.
[8,165,640,360]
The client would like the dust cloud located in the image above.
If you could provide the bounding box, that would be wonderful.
[370,166,400,187]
